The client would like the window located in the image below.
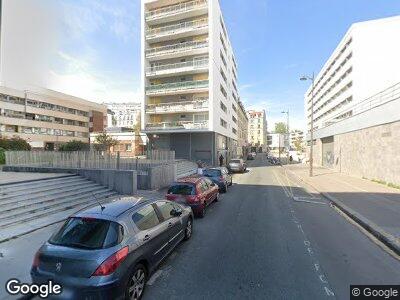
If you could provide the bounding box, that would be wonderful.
[232,116,237,124]
[156,201,176,221]
[220,118,227,128]
[232,104,237,112]
[49,217,123,250]
[167,184,196,195]
[125,144,132,152]
[220,101,227,113]
[220,85,227,99]
[203,169,222,177]
[232,128,237,134]
[132,205,160,231]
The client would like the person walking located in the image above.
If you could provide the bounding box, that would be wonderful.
[219,154,224,167]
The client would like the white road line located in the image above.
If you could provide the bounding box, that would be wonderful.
[147,269,164,286]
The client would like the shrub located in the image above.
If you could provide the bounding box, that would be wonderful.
[58,140,90,151]
[0,137,31,150]
[0,147,5,165]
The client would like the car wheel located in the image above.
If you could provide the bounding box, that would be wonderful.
[229,178,233,186]
[184,217,193,241]
[126,264,147,300]
[215,192,220,201]
[222,183,228,193]
[198,204,206,218]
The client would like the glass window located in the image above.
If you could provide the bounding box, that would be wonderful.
[132,205,160,231]
[203,169,222,177]
[167,184,195,195]
[48,217,123,249]
[156,201,175,221]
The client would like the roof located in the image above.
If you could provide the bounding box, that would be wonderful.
[74,197,152,218]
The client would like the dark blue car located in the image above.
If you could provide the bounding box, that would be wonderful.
[202,167,232,193]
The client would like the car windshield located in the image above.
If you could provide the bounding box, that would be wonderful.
[48,217,123,250]
[230,160,241,164]
[168,184,195,195]
[203,169,222,177]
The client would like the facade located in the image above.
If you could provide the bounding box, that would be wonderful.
[141,0,241,165]
[247,110,267,149]
[304,16,400,133]
[104,102,141,128]
[236,100,249,157]
[90,128,147,157]
[0,86,107,149]
[268,133,288,152]
[304,16,400,185]
[290,129,305,149]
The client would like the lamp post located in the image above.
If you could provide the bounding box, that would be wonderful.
[281,109,289,164]
[300,73,315,177]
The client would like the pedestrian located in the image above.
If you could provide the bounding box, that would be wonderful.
[289,155,293,164]
[219,154,224,167]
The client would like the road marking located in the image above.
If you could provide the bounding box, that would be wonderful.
[293,197,326,205]
[147,269,164,286]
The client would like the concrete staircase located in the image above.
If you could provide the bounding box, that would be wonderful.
[0,174,119,243]
[176,160,198,179]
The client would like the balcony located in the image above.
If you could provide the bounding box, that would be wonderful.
[146,58,209,78]
[146,19,208,43]
[146,80,209,96]
[145,120,209,132]
[146,0,208,25]
[146,40,208,60]
[146,98,208,114]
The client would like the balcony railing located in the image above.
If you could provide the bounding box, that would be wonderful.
[146,98,208,113]
[146,40,208,58]
[146,19,208,39]
[146,80,209,95]
[146,59,208,76]
[146,0,207,20]
[146,120,209,131]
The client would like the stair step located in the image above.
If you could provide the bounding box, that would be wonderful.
[0,194,119,243]
[0,185,111,216]
[0,179,95,201]
[0,191,118,229]
[0,174,77,188]
[0,175,80,191]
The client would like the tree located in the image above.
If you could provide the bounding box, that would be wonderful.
[293,137,305,153]
[59,140,90,151]
[275,122,288,134]
[0,137,31,150]
[94,132,119,152]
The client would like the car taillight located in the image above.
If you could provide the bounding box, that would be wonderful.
[92,246,129,276]
[32,251,40,268]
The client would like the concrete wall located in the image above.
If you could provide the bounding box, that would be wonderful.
[310,121,400,185]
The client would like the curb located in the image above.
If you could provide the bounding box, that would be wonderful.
[282,165,400,256]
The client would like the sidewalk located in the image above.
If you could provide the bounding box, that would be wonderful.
[284,163,400,254]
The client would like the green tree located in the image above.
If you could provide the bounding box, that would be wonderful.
[293,137,305,152]
[0,137,31,150]
[275,122,288,134]
[94,132,119,152]
[59,140,90,151]
[0,147,5,165]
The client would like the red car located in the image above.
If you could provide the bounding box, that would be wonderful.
[165,176,219,218]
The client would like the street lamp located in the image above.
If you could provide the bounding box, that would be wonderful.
[281,110,289,164]
[300,73,315,177]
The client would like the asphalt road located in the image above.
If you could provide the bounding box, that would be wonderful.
[144,155,400,300]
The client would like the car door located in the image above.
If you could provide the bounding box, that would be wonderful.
[132,204,168,266]
[154,201,184,252]
[203,178,215,204]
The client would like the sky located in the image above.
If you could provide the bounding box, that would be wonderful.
[42,0,400,131]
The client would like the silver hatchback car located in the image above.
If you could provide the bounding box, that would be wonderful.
[31,198,193,300]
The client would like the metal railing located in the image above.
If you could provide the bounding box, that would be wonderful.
[146,40,208,58]
[146,98,209,113]
[146,80,209,95]
[146,18,208,38]
[323,81,400,126]
[4,150,176,172]
[146,120,209,130]
[146,0,207,20]
[146,59,208,75]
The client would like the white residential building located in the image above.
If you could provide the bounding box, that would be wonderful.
[104,103,141,128]
[247,110,267,149]
[141,0,241,165]
[304,16,400,133]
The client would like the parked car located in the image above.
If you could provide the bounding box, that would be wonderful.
[202,167,232,193]
[247,152,256,160]
[31,198,193,300]
[228,158,247,173]
[166,176,219,218]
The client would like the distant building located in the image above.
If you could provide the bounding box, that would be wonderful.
[0,86,107,150]
[236,100,249,157]
[268,133,288,152]
[104,103,141,128]
[247,110,267,149]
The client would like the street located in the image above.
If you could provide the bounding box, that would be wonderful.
[144,155,400,300]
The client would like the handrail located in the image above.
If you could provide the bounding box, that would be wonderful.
[146,18,208,37]
[146,80,209,93]
[146,0,207,19]
[146,59,208,73]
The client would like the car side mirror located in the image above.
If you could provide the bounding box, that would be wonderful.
[171,209,182,217]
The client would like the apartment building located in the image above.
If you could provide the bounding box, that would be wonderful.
[0,86,107,149]
[247,110,267,149]
[236,100,249,157]
[304,16,400,132]
[141,0,241,165]
[105,102,141,128]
